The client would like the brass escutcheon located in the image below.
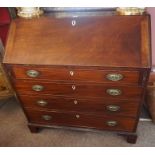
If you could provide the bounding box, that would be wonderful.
[74,100,78,104]
[106,105,120,112]
[75,114,80,119]
[42,115,52,121]
[72,85,76,90]
[26,70,40,78]
[106,120,118,127]
[70,71,74,76]
[32,85,44,91]
[37,100,48,106]
[106,73,123,81]
[106,89,122,96]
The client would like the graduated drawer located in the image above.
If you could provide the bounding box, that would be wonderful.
[11,65,140,85]
[25,109,136,132]
[19,95,140,117]
[14,80,143,99]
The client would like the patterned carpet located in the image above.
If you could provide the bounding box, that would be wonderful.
[0,97,155,147]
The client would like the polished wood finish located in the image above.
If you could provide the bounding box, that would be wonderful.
[28,124,39,133]
[119,132,138,144]
[19,95,140,117]
[25,108,136,132]
[3,15,151,144]
[4,16,151,68]
[11,65,141,85]
[126,133,138,144]
[14,80,143,99]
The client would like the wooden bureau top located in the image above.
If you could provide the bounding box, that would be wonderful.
[3,15,151,68]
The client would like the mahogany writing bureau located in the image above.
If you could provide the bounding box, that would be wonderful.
[3,14,151,144]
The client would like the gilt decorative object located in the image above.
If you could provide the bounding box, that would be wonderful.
[117,7,146,15]
[17,7,43,19]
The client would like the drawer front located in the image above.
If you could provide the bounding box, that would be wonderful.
[25,109,136,132]
[14,80,143,99]
[12,66,140,84]
[19,95,140,117]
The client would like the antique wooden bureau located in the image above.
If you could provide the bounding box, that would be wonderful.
[3,14,151,144]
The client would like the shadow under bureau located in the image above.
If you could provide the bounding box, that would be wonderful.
[3,15,151,144]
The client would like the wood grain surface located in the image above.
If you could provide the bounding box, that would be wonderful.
[11,65,141,85]
[25,108,137,132]
[4,16,151,68]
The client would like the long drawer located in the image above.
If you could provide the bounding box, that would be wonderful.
[25,109,136,132]
[14,80,143,99]
[11,65,141,85]
[19,95,140,117]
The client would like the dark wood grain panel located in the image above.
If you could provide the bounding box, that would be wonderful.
[14,80,143,99]
[3,16,151,68]
[11,65,140,85]
[25,108,136,132]
[19,95,140,117]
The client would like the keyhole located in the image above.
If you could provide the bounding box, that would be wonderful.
[72,85,76,90]
[76,114,80,119]
[74,100,78,105]
[71,20,76,26]
[70,71,74,76]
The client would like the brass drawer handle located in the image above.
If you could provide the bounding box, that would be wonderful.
[106,73,123,81]
[106,105,120,112]
[42,115,52,121]
[26,70,40,78]
[106,89,122,96]
[106,121,118,127]
[32,85,44,91]
[37,100,48,106]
